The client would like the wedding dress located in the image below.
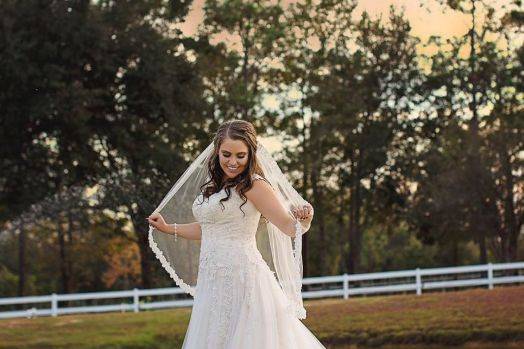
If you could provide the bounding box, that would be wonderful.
[181,173,326,348]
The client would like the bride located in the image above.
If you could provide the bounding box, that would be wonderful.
[147,119,326,348]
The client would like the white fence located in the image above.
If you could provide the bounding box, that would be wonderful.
[1,261,523,319]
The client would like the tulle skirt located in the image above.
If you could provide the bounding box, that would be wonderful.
[181,260,326,349]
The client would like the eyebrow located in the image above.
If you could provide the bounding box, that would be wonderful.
[221,150,247,155]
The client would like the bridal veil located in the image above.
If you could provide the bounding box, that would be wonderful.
[147,139,311,319]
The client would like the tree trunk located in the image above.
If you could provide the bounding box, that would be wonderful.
[17,227,26,297]
[478,234,487,264]
[240,19,250,120]
[310,123,325,275]
[503,150,518,262]
[66,211,75,292]
[347,151,362,274]
[452,240,459,267]
[57,217,70,294]
[133,214,153,289]
[301,108,310,277]
[468,0,489,266]
[337,174,347,274]
[311,159,325,275]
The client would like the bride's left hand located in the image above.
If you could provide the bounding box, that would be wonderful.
[291,202,314,222]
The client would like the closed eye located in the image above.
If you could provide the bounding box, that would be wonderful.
[224,155,245,159]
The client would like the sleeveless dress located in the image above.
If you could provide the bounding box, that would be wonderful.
[181,174,326,348]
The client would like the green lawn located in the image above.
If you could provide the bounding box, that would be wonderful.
[1,285,523,348]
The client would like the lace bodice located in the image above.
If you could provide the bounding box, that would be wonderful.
[191,174,268,271]
[192,177,261,239]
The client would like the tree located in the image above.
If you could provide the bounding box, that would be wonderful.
[414,0,523,263]
[198,0,287,126]
[0,0,207,290]
[307,7,421,274]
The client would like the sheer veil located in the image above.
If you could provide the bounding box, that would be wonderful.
[147,139,311,319]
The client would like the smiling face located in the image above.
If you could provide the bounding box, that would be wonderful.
[219,137,249,179]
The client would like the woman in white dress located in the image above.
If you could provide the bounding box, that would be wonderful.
[147,120,326,348]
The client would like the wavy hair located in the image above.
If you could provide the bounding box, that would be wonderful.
[198,119,268,217]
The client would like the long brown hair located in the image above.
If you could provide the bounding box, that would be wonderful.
[198,119,266,216]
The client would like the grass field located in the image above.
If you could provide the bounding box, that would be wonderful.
[1,285,524,348]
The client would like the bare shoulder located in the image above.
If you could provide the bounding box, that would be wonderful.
[245,173,274,199]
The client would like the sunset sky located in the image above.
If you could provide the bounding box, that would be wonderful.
[178,0,475,43]
[176,1,518,73]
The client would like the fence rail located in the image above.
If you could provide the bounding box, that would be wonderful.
[1,261,523,319]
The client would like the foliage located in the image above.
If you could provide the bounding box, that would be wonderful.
[0,0,522,295]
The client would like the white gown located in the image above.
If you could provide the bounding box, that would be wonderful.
[182,174,326,349]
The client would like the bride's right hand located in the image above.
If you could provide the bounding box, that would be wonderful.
[147,213,169,233]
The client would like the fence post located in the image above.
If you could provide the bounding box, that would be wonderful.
[26,307,37,319]
[487,262,494,290]
[415,268,422,295]
[343,274,349,299]
[133,288,140,313]
[51,293,58,317]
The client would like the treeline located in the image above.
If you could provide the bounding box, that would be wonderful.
[0,0,522,297]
